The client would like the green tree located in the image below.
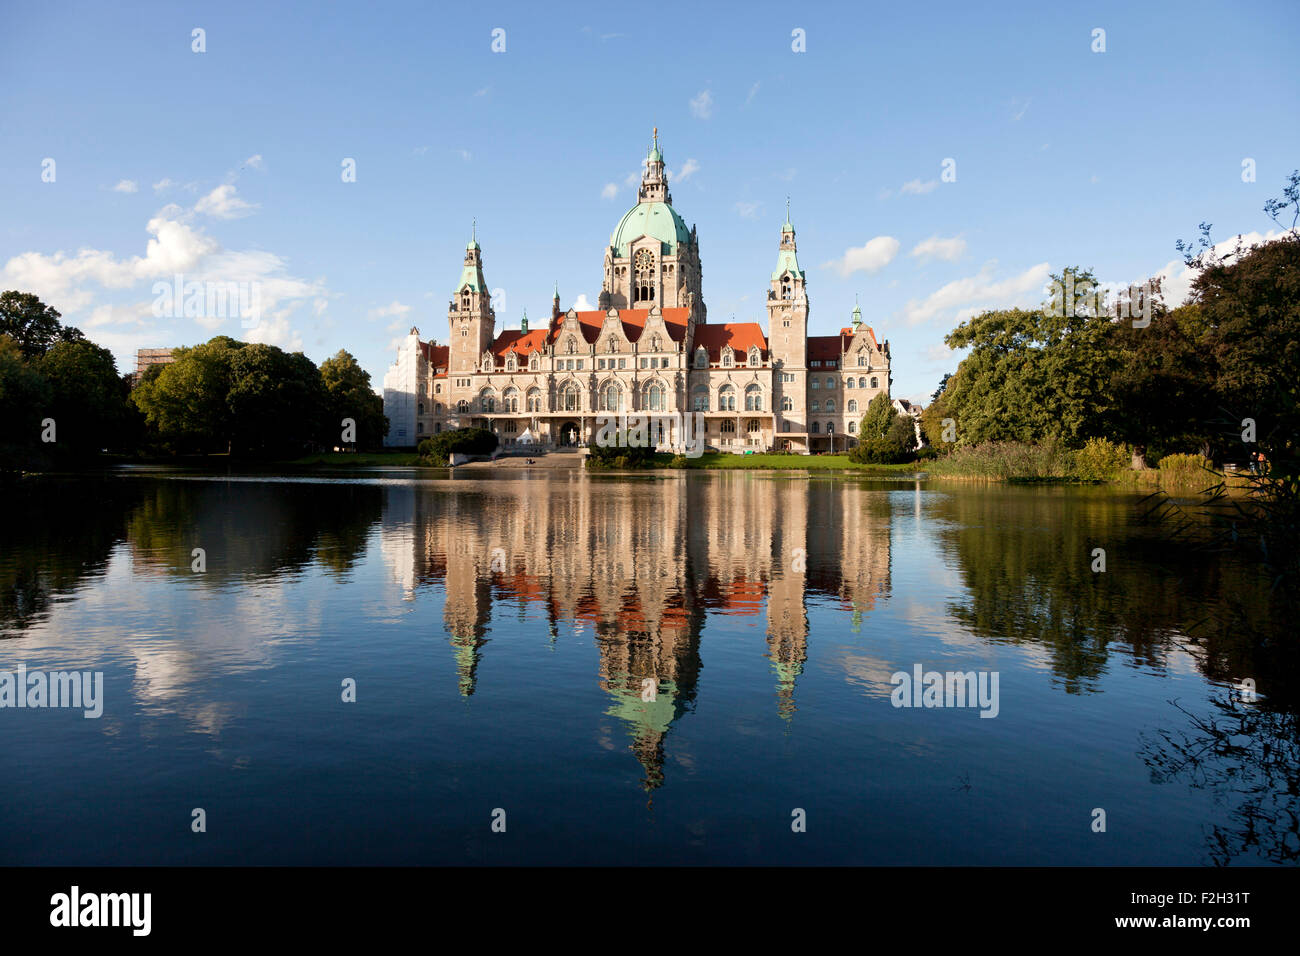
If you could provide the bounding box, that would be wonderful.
[319,350,388,450]
[131,338,240,452]
[37,339,132,456]
[858,393,897,441]
[226,344,326,456]
[0,334,53,468]
[0,291,83,358]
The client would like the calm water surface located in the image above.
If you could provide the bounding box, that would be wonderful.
[1,468,1293,865]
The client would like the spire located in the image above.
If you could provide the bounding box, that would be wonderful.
[467,218,480,251]
[782,197,795,235]
[639,128,669,203]
[521,307,529,333]
[851,293,862,328]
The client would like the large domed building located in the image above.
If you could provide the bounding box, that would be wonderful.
[383,131,891,453]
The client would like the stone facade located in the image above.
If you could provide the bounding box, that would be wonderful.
[383,132,892,453]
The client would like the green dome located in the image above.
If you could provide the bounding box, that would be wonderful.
[610,201,690,257]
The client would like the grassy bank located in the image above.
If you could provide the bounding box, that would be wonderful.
[642,453,921,473]
[286,451,428,467]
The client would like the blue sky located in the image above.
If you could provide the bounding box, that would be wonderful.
[2,0,1296,402]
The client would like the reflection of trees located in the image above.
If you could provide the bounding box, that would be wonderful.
[126,479,381,582]
[1141,693,1300,865]
[936,488,1282,694]
[0,477,144,635]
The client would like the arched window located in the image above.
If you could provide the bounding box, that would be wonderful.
[848,399,858,413]
[848,421,857,433]
[561,383,581,412]
[810,421,820,434]
[827,421,835,434]
[718,384,736,411]
[461,327,468,337]
[645,381,666,412]
[418,402,424,414]
[599,381,622,412]
[506,353,517,372]
[461,291,471,310]
[692,385,709,412]
[781,396,793,411]
[858,376,867,388]
[721,347,733,368]
[845,378,854,389]
[826,399,835,412]
[744,384,762,411]
[720,420,736,434]
[481,354,493,372]
[526,388,543,412]
[811,400,820,412]
[457,400,470,413]
[825,376,834,388]
[870,377,879,389]
[748,347,760,367]
[503,387,520,412]
[479,388,497,413]
[695,346,708,368]
[781,275,792,299]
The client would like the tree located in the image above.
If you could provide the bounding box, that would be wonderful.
[0,291,83,358]
[226,344,326,456]
[320,350,388,450]
[940,268,1117,447]
[0,334,52,468]
[131,339,240,452]
[37,339,132,456]
[859,393,897,441]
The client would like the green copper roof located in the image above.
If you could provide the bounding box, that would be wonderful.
[610,201,691,256]
[454,260,488,294]
[772,248,804,281]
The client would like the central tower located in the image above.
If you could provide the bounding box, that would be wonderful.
[599,130,706,325]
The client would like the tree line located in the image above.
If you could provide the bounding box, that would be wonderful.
[0,290,387,469]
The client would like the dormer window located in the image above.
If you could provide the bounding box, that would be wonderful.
[748,347,760,367]
[529,353,540,371]
[695,346,708,368]
[721,347,733,368]
[506,353,517,371]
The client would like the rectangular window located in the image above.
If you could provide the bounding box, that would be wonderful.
[577,360,584,370]
[640,357,648,368]
[618,358,626,369]
[597,359,605,369]
[811,360,822,367]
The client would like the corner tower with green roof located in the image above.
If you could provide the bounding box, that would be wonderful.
[448,224,496,377]
[598,129,706,326]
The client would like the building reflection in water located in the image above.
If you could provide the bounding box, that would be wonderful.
[383,472,892,790]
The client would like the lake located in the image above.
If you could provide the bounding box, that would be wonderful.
[1,468,1293,865]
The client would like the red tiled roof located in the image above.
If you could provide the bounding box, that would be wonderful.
[691,322,768,362]
[418,341,449,370]
[491,328,548,358]
[807,335,843,362]
[553,307,690,345]
[840,326,881,350]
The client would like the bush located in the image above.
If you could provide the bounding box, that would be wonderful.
[1158,452,1213,487]
[586,433,656,470]
[1074,437,1131,481]
[417,427,498,465]
[849,437,910,465]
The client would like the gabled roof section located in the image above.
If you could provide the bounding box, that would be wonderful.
[840,325,882,350]
[552,307,689,344]
[691,322,768,362]
[491,328,549,358]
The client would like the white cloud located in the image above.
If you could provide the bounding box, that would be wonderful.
[1011,99,1030,122]
[459,149,472,162]
[368,301,412,321]
[601,183,619,200]
[910,235,967,262]
[112,179,138,194]
[243,154,263,169]
[152,178,175,192]
[689,90,713,119]
[902,261,1052,326]
[573,294,597,311]
[474,86,491,97]
[671,158,699,183]
[900,178,939,195]
[195,183,257,219]
[745,82,760,106]
[734,201,761,220]
[822,236,901,277]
